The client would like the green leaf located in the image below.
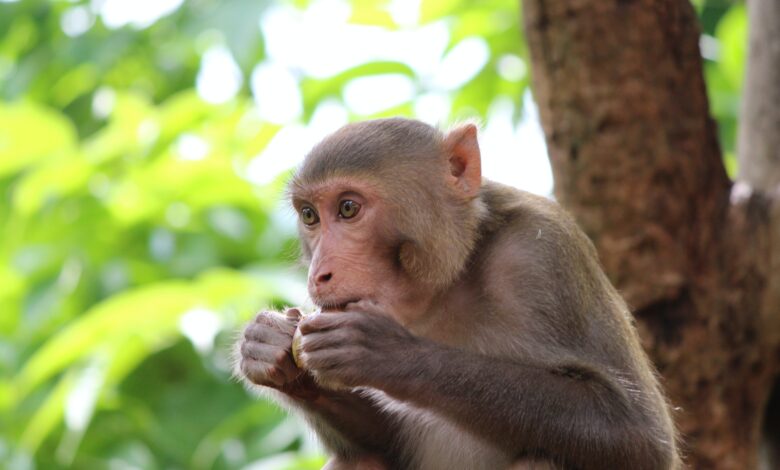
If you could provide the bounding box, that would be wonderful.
[14,281,196,399]
[82,92,155,165]
[716,3,747,90]
[19,370,76,452]
[420,0,467,23]
[191,401,287,470]
[13,155,92,216]
[300,62,417,120]
[450,8,516,45]
[157,91,215,142]
[13,268,282,404]
[349,0,397,28]
[51,64,99,107]
[0,103,77,177]
[0,266,24,335]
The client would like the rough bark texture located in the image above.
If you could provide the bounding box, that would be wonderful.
[738,0,780,191]
[522,0,780,468]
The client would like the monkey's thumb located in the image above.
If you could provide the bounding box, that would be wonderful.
[285,308,303,320]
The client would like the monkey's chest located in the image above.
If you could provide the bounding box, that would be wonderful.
[368,391,511,470]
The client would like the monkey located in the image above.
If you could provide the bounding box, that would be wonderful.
[236,118,679,470]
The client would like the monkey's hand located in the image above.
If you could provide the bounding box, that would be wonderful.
[296,302,418,390]
[238,308,320,400]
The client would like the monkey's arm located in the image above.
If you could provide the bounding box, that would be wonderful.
[292,382,402,462]
[395,344,671,469]
[298,312,674,470]
[266,372,402,466]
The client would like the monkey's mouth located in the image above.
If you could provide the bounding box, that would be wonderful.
[318,298,360,313]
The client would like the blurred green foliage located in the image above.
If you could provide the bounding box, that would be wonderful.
[701,0,746,175]
[0,0,745,468]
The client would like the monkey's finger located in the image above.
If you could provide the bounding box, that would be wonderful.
[253,310,299,332]
[299,311,356,334]
[240,357,287,387]
[299,329,356,353]
[244,322,295,346]
[241,340,283,363]
[300,348,364,377]
[284,307,304,321]
[241,342,299,382]
[253,310,282,322]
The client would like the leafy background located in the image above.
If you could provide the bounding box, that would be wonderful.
[0,0,744,468]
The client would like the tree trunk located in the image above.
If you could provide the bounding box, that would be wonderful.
[522,0,780,468]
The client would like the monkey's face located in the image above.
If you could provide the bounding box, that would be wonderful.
[292,177,432,323]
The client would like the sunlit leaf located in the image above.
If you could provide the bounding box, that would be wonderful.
[51,64,99,107]
[157,91,215,142]
[83,93,156,165]
[716,3,747,90]
[14,281,195,398]
[0,15,38,61]
[349,0,397,28]
[19,371,75,452]
[419,0,467,23]
[362,101,415,119]
[279,455,329,470]
[0,266,24,334]
[191,401,286,470]
[241,121,283,162]
[102,334,154,387]
[300,61,417,120]
[105,175,163,226]
[14,268,282,400]
[0,103,76,177]
[13,155,92,216]
[723,151,738,178]
[450,8,516,45]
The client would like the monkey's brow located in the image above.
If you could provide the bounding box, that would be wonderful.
[286,181,317,204]
[289,176,368,200]
[290,197,312,210]
[289,184,322,202]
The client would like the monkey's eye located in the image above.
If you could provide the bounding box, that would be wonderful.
[338,200,360,219]
[300,206,319,225]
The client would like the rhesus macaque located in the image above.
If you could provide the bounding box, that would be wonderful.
[237,118,679,470]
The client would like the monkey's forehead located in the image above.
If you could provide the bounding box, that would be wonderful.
[287,173,386,202]
[297,119,443,171]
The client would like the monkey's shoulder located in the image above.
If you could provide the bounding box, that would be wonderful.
[479,180,592,252]
[473,182,626,355]
[474,180,606,313]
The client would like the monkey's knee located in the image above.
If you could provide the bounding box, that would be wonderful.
[322,455,388,470]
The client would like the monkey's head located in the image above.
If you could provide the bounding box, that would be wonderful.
[288,118,486,323]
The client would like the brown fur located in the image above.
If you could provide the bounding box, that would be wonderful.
[238,118,680,470]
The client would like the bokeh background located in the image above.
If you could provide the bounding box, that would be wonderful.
[0,0,745,468]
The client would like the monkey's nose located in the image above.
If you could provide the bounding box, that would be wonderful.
[315,272,333,285]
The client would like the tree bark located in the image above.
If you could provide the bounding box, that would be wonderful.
[738,0,780,191]
[522,0,780,468]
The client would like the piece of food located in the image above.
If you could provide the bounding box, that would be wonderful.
[291,309,321,368]
[291,326,304,368]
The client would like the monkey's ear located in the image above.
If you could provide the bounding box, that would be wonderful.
[444,123,482,199]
